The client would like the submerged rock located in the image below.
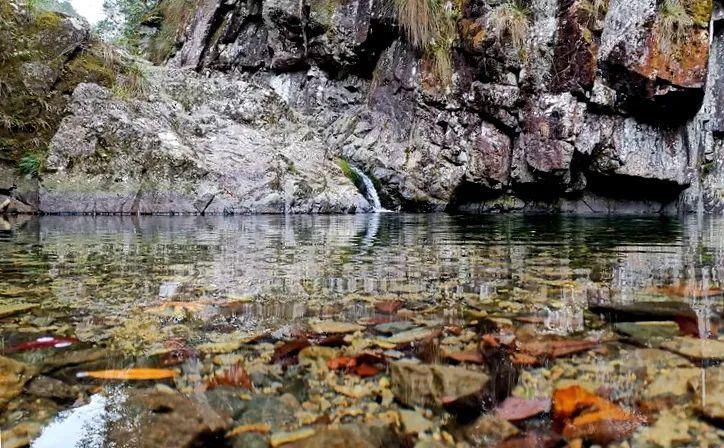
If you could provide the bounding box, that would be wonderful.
[458,414,519,446]
[285,423,402,448]
[0,355,35,406]
[25,376,79,403]
[661,337,724,361]
[106,389,228,448]
[398,409,433,435]
[615,321,681,347]
[390,361,489,410]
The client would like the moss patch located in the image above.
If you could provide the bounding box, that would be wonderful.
[338,159,362,187]
[687,0,713,28]
[57,47,117,93]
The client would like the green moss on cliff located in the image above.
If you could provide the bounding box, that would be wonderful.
[338,159,362,187]
[687,0,713,28]
[57,46,117,93]
[0,3,123,174]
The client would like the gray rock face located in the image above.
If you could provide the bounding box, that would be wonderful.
[41,71,371,214]
[20,0,724,215]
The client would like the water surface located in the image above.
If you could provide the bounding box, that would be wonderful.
[1,215,722,447]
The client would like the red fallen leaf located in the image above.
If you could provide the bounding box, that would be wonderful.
[553,385,643,445]
[327,356,355,370]
[496,431,562,448]
[327,353,385,377]
[374,300,404,314]
[310,333,348,347]
[271,339,311,365]
[446,350,485,365]
[208,362,252,390]
[4,336,79,353]
[354,363,380,377]
[495,397,551,421]
[518,338,600,360]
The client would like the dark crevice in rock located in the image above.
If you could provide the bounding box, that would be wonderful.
[446,182,505,212]
[584,172,687,203]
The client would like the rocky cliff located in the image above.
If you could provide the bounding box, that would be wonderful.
[3,0,724,214]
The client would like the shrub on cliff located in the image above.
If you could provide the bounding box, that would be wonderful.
[394,0,459,87]
[486,0,531,58]
[656,0,695,59]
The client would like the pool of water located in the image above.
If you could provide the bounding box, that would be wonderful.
[0,214,722,447]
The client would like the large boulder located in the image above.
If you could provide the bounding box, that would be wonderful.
[40,70,371,214]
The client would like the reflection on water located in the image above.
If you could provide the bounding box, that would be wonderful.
[32,393,113,448]
[0,214,722,447]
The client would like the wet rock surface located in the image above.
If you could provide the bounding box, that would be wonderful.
[105,0,721,215]
[390,362,490,410]
[106,389,229,448]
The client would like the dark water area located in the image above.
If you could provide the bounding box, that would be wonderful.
[0,214,722,447]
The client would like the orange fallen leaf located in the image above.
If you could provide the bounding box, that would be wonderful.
[327,353,384,377]
[77,368,177,380]
[553,385,643,445]
[327,356,355,370]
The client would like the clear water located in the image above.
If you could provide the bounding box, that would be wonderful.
[0,214,722,447]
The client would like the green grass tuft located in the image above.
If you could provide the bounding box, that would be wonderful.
[487,0,531,58]
[18,153,42,177]
[393,0,459,87]
[338,159,362,186]
[657,0,694,59]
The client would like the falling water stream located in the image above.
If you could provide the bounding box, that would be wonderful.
[350,165,386,212]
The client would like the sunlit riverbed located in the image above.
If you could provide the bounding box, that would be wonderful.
[1,214,722,447]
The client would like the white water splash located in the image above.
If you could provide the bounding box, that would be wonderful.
[350,165,387,212]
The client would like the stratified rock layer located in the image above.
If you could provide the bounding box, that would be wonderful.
[6,0,724,214]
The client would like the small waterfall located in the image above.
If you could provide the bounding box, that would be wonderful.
[350,165,386,212]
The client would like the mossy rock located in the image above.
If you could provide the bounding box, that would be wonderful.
[57,49,116,93]
[687,0,712,28]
